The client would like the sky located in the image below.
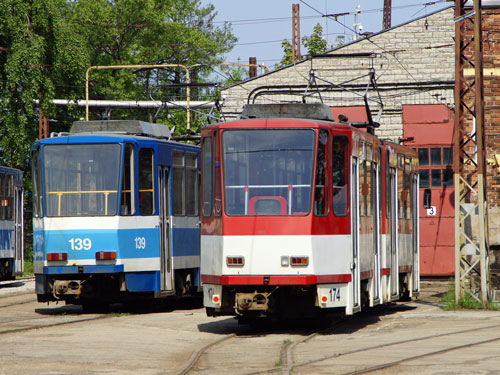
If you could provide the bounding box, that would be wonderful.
[201,0,452,69]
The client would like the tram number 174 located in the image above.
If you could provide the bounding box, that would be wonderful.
[329,287,341,302]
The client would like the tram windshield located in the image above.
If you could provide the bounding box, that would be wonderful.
[43,144,121,217]
[222,129,315,216]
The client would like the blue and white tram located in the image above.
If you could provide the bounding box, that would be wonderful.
[31,120,201,308]
[0,166,24,281]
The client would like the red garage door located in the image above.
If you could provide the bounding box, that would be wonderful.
[403,104,454,276]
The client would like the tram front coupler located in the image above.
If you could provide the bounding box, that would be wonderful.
[52,280,82,298]
[235,287,279,312]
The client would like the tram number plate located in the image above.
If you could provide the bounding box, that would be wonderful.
[317,283,347,308]
[329,287,341,302]
[204,284,222,307]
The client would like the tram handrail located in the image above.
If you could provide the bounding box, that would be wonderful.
[225,184,311,215]
[47,188,153,216]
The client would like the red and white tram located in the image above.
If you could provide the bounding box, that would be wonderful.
[201,104,419,320]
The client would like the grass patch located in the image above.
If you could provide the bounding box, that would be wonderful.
[23,259,34,277]
[441,279,500,311]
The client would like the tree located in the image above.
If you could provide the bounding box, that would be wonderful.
[302,23,328,56]
[0,0,237,165]
[0,0,89,170]
[275,23,328,70]
[71,0,237,133]
[274,39,294,69]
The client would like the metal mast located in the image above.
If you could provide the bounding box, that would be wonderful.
[292,4,301,62]
[454,0,489,305]
[383,0,392,29]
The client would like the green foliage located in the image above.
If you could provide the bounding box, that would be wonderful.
[275,23,328,70]
[221,64,250,87]
[274,39,294,69]
[23,259,34,277]
[71,0,237,131]
[0,0,88,170]
[302,23,328,56]
[0,0,237,260]
[0,0,237,169]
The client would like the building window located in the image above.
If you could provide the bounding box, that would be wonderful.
[418,147,453,188]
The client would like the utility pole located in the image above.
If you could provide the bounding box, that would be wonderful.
[454,0,489,306]
[353,5,362,41]
[292,4,301,62]
[383,0,392,29]
[38,94,49,139]
[249,57,257,78]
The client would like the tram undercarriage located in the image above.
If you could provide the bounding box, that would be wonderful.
[205,285,338,320]
[36,269,199,305]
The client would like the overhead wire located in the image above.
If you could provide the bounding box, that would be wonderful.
[298,0,450,104]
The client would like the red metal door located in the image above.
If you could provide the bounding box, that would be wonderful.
[402,105,454,276]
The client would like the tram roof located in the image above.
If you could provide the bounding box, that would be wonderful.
[240,103,335,122]
[0,166,23,185]
[205,103,379,134]
[71,120,172,139]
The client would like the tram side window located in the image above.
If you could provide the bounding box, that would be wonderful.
[31,147,43,218]
[4,174,13,220]
[397,155,405,219]
[404,157,411,218]
[332,136,349,216]
[214,131,222,217]
[186,152,199,216]
[202,136,213,217]
[121,143,135,216]
[139,148,155,216]
[172,150,185,216]
[360,160,366,216]
[314,129,329,216]
[0,173,12,220]
[366,144,373,217]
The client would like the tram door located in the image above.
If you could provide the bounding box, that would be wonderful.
[411,174,419,294]
[159,167,173,292]
[389,168,399,299]
[14,186,23,275]
[372,161,380,303]
[351,157,360,311]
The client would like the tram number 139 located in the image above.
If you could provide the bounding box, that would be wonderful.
[135,237,146,249]
[68,238,92,251]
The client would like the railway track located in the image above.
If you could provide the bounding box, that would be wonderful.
[284,322,500,374]
[0,283,111,336]
[175,318,344,375]
[176,306,500,375]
